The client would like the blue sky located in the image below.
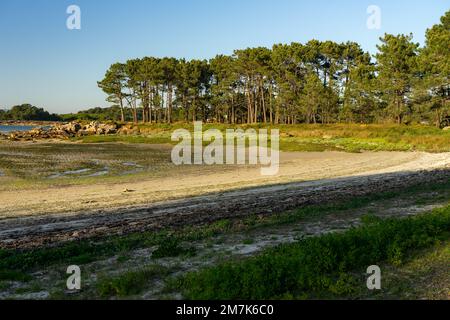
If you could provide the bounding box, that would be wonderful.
[0,0,448,113]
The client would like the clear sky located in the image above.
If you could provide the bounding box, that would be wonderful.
[0,0,448,113]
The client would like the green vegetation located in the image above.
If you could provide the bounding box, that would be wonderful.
[176,205,450,299]
[0,104,60,121]
[0,270,32,282]
[152,237,196,259]
[97,10,449,127]
[97,265,170,297]
[356,241,450,300]
[73,123,450,153]
[60,106,124,122]
[74,133,171,145]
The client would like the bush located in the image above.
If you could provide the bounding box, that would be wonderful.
[97,265,169,297]
[152,237,196,259]
[179,206,450,299]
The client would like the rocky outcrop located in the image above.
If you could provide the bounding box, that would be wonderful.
[7,122,119,141]
[77,122,118,136]
[117,124,140,135]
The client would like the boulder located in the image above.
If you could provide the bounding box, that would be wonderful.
[101,124,117,135]
[6,121,119,141]
[118,125,139,135]
[56,122,82,134]
[82,122,118,135]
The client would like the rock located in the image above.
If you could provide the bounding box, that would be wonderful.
[102,124,117,135]
[83,122,117,135]
[29,128,43,135]
[6,121,119,141]
[76,130,89,137]
[54,122,81,134]
[65,122,82,133]
[84,121,99,134]
[443,126,450,131]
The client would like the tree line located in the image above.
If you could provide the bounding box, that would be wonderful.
[101,12,446,127]
[0,104,60,122]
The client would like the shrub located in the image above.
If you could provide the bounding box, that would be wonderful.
[179,206,450,299]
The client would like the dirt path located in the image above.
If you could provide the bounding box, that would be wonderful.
[1,151,449,249]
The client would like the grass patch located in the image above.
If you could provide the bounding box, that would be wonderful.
[358,241,450,300]
[152,237,197,259]
[97,265,170,298]
[74,134,172,145]
[176,205,450,299]
[74,123,450,153]
[0,270,32,282]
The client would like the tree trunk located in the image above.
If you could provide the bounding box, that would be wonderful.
[192,96,196,122]
[119,98,125,122]
[246,82,253,124]
[231,95,235,124]
[183,95,189,123]
[269,84,273,124]
[167,84,173,123]
[254,89,258,123]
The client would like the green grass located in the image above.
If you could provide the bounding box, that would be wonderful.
[176,205,450,300]
[96,265,170,298]
[73,123,450,153]
[0,270,32,282]
[152,237,197,259]
[357,241,450,300]
[74,134,171,145]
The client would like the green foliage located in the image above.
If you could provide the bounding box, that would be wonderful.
[93,10,449,127]
[415,11,450,127]
[375,33,420,124]
[178,206,450,299]
[60,106,124,122]
[152,237,196,259]
[97,265,170,297]
[0,270,32,282]
[73,123,450,153]
[0,104,60,121]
